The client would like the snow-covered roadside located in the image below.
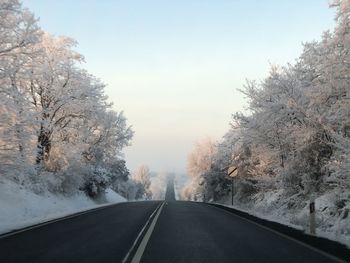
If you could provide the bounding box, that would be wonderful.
[217,190,350,248]
[0,179,126,235]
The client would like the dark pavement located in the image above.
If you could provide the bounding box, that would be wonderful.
[164,176,176,201]
[141,201,342,263]
[0,201,160,263]
[0,180,346,263]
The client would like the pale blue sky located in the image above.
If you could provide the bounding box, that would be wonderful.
[23,0,335,174]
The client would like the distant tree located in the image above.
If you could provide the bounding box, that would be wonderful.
[133,165,152,200]
[183,138,216,201]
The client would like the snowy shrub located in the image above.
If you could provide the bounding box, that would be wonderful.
[81,167,109,198]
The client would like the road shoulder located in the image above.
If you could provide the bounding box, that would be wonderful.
[208,202,350,262]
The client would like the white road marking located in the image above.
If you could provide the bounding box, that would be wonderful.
[122,202,164,263]
[209,204,347,263]
[130,202,165,263]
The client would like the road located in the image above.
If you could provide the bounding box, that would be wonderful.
[164,176,176,201]
[0,181,346,263]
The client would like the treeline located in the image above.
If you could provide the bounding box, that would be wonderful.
[183,1,350,210]
[0,0,139,198]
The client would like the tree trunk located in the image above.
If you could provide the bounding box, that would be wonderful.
[36,123,51,165]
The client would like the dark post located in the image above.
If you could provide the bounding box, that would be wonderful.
[231,177,234,206]
[309,195,316,235]
[226,166,237,207]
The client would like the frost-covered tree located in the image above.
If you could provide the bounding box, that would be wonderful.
[0,0,134,198]
[79,110,133,197]
[25,33,89,167]
[133,165,152,200]
[183,138,217,201]
[0,0,40,181]
[0,0,38,56]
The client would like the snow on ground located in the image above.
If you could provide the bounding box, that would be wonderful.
[218,189,350,248]
[105,188,127,203]
[0,179,126,235]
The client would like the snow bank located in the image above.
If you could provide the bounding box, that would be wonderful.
[0,179,126,235]
[218,189,350,248]
[105,188,127,203]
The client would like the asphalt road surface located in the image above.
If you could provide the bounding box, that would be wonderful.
[0,182,346,263]
[141,201,344,263]
[164,176,176,201]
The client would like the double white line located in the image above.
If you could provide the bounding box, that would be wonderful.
[122,202,165,263]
